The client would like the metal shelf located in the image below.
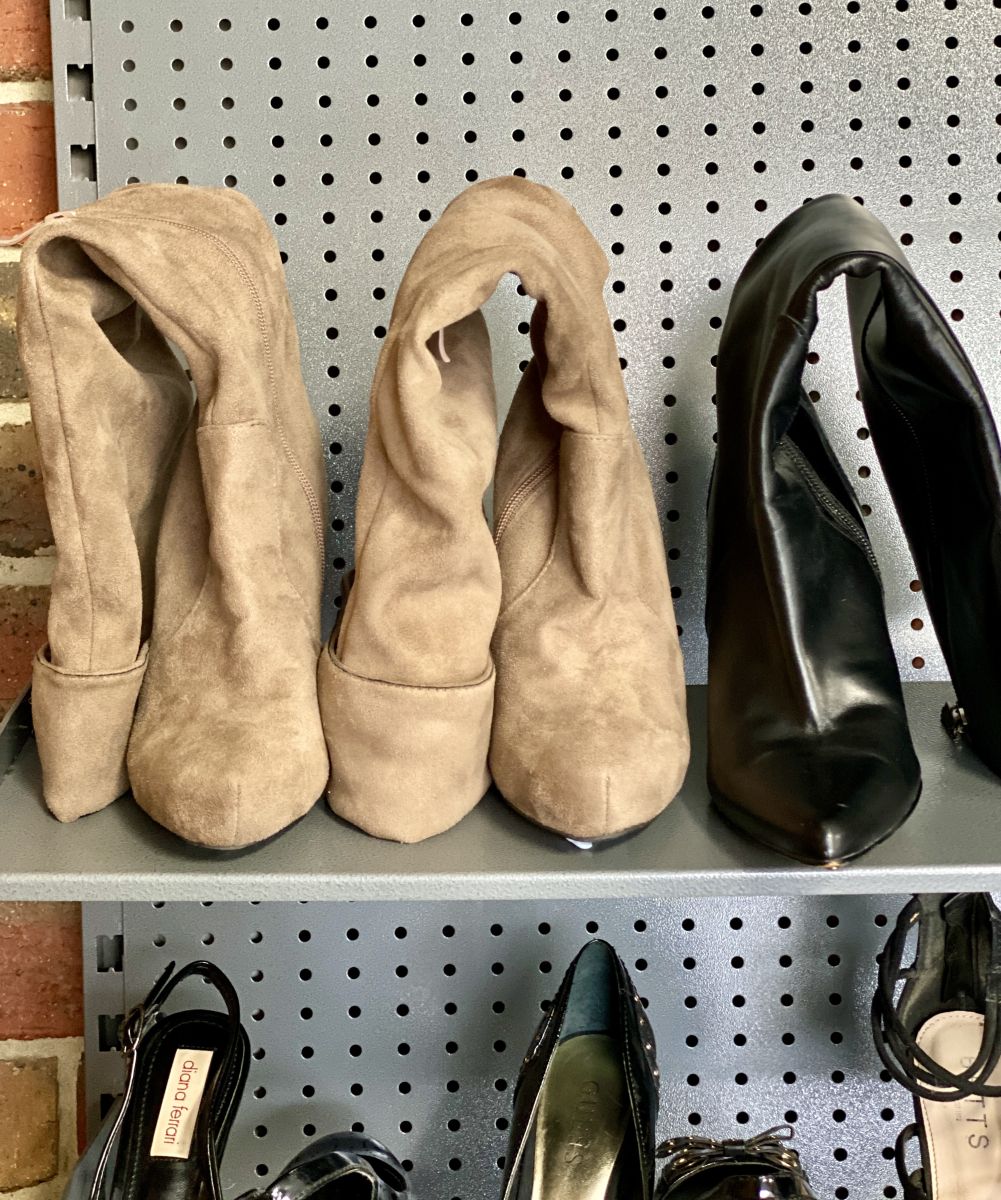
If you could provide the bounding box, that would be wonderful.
[3,682,1000,900]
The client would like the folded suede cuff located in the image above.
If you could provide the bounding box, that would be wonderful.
[31,643,149,821]
[319,646,494,843]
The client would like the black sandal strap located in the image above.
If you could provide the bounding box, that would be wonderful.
[133,961,243,1199]
[872,895,1001,1101]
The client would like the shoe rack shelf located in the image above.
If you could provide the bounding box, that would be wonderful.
[4,681,1000,900]
[18,0,997,900]
[26,4,1001,1198]
[82,895,917,1200]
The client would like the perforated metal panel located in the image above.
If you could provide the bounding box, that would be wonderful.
[51,0,1001,680]
[84,897,916,1200]
[56,9,1000,1197]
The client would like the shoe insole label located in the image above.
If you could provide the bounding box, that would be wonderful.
[918,1012,1001,1200]
[150,1048,214,1160]
[531,1034,629,1200]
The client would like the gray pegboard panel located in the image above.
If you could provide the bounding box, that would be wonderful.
[80,902,126,1137]
[83,897,916,1200]
[50,0,98,208]
[59,0,1001,682]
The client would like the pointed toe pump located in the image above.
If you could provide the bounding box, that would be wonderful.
[64,959,249,1200]
[655,1127,817,1199]
[501,939,658,1200]
[319,175,688,844]
[707,194,939,865]
[19,184,329,847]
[872,893,1001,1200]
[236,1133,409,1200]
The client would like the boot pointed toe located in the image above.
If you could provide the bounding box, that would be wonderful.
[129,706,327,849]
[495,726,690,842]
[712,738,920,865]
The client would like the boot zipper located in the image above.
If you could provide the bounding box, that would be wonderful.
[781,437,881,579]
[494,452,557,544]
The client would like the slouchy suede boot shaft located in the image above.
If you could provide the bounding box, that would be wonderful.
[19,184,329,846]
[488,184,689,841]
[320,176,689,843]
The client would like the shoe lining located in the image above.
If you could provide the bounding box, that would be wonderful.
[531,1033,628,1200]
[917,1011,1001,1200]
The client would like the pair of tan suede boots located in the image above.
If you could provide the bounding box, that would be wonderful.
[19,177,689,849]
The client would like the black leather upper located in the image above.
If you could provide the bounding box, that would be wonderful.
[655,1128,816,1200]
[705,192,1001,863]
[235,1133,409,1200]
[501,939,659,1200]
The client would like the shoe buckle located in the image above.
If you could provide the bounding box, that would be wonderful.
[120,1000,160,1052]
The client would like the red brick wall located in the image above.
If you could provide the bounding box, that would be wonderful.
[0,3,83,1194]
[0,0,56,719]
[0,1,51,83]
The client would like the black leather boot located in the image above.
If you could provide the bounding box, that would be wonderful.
[655,1127,816,1199]
[706,192,1001,864]
[500,939,659,1200]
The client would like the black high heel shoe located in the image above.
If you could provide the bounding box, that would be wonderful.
[500,939,659,1200]
[655,1126,816,1199]
[65,959,249,1200]
[872,894,1001,1200]
[236,1133,409,1200]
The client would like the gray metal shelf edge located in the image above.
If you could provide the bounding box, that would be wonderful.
[2,682,1000,899]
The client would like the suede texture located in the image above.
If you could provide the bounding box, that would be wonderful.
[29,645,149,820]
[489,192,690,840]
[19,185,328,846]
[320,175,689,842]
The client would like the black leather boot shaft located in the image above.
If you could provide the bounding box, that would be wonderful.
[705,191,1001,863]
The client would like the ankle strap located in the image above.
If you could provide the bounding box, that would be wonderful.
[871,894,1001,1101]
[86,960,244,1200]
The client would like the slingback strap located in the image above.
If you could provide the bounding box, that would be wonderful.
[656,1126,814,1198]
[71,960,243,1200]
[871,894,1001,1101]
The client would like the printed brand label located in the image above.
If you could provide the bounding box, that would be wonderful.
[150,1048,214,1159]
[564,1081,601,1165]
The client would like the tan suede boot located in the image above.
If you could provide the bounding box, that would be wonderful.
[19,185,329,846]
[320,176,688,843]
[488,187,690,843]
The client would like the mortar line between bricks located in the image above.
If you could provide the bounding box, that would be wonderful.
[0,81,54,104]
[0,402,32,426]
[0,552,54,587]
